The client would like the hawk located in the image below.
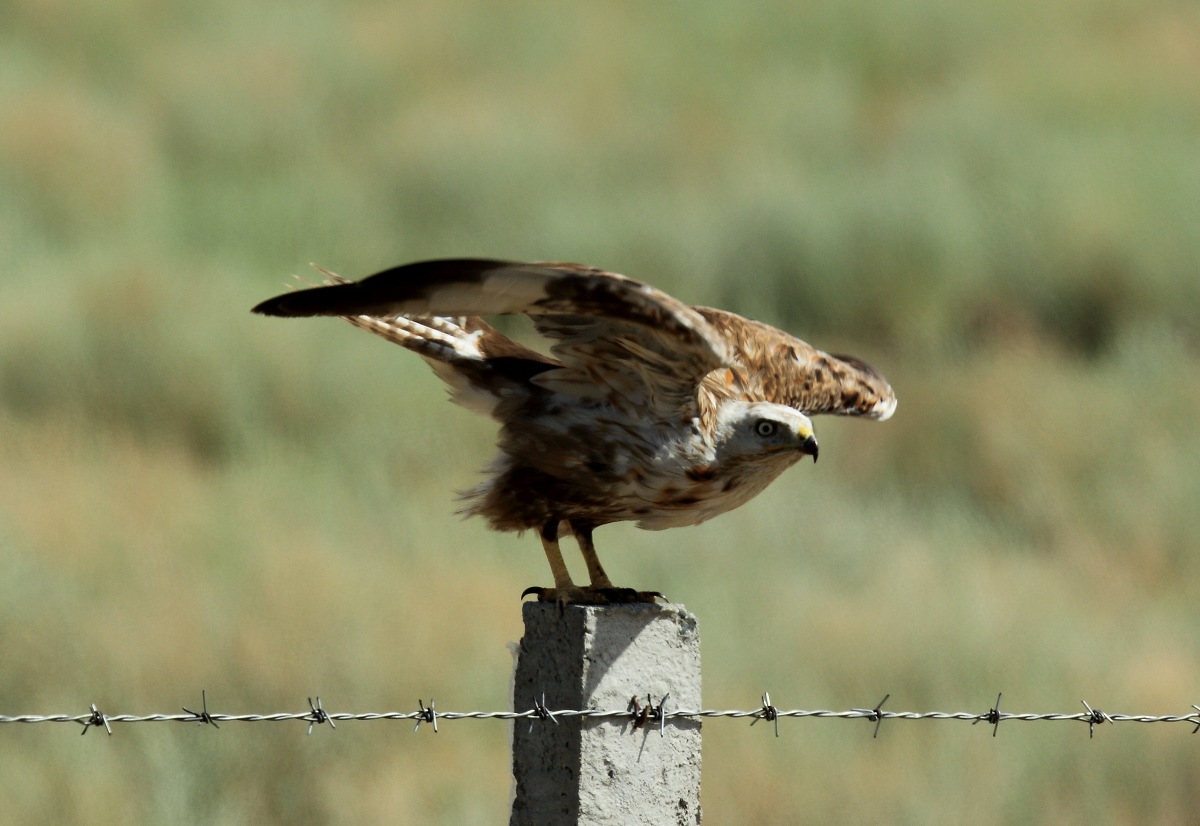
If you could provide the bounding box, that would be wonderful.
[253,259,896,604]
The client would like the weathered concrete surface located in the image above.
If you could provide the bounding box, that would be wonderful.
[510,603,702,826]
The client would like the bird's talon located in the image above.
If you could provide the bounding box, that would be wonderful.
[520,587,665,606]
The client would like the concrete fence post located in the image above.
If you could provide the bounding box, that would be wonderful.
[510,602,702,825]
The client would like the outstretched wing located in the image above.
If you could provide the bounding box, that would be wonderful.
[697,308,897,420]
[253,259,733,415]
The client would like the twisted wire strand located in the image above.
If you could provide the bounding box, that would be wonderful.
[3,698,1198,735]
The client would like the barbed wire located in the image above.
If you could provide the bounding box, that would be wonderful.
[3,691,1198,739]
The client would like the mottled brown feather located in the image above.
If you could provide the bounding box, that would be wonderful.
[694,307,896,419]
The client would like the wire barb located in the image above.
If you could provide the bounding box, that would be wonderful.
[305,696,335,735]
[414,699,438,733]
[973,692,1003,737]
[650,694,669,738]
[852,694,890,739]
[80,704,112,736]
[182,690,219,729]
[1080,700,1111,739]
[627,694,670,737]
[751,692,780,738]
[528,692,558,733]
[628,691,667,734]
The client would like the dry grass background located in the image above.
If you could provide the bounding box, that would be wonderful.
[2,0,1199,822]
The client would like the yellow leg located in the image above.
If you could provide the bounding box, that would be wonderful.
[525,520,659,606]
[573,523,614,589]
[539,520,576,592]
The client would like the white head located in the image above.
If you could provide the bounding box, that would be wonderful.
[712,401,819,464]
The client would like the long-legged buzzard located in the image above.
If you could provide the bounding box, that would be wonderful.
[253,260,896,604]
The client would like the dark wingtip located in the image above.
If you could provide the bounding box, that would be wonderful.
[250,295,293,316]
[252,258,523,318]
[830,353,887,383]
[250,283,364,318]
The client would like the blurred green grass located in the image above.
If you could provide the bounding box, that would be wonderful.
[2,0,1199,823]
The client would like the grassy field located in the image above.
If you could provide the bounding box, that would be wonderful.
[2,0,1199,822]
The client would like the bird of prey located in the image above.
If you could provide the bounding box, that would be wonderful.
[253,259,896,605]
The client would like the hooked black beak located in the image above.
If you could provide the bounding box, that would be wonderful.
[800,434,819,463]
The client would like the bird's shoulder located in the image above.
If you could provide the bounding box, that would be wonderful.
[692,306,896,419]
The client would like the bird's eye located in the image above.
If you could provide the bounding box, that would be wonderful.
[754,420,777,437]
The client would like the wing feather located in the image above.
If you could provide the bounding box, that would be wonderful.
[252,259,733,415]
[696,307,896,419]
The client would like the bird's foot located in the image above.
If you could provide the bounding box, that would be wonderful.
[520,586,667,607]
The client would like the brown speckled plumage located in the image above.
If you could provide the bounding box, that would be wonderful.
[253,259,896,602]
